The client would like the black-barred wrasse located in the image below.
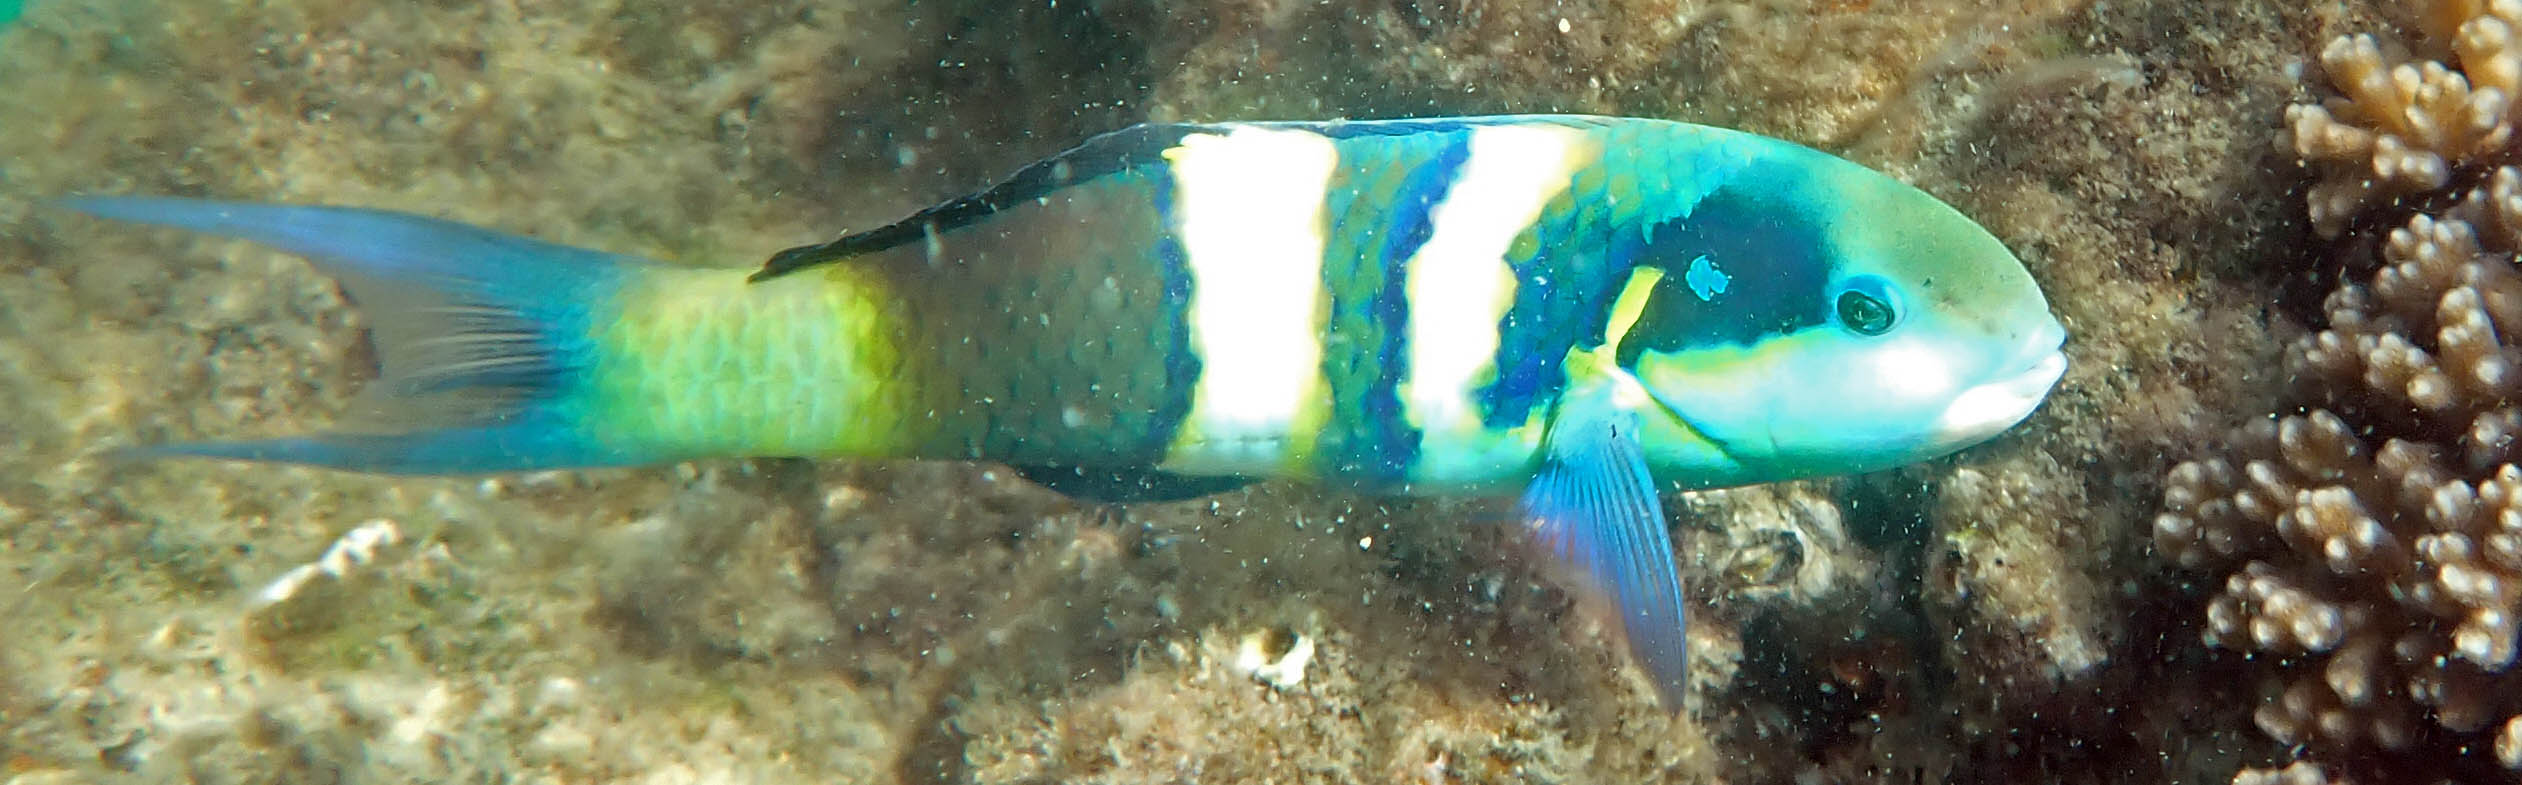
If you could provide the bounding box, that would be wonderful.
[66,114,2066,706]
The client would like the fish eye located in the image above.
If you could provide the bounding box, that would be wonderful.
[1833,278,1898,336]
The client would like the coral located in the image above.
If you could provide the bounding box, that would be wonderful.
[2153,3,2522,779]
[2156,169,2522,783]
[2284,0,2522,237]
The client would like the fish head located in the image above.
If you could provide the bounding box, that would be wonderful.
[1614,142,2066,485]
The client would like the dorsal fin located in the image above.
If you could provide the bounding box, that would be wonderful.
[748,115,1627,282]
[749,123,1210,282]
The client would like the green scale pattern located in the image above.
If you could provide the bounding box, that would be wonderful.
[863,168,1198,466]
[1481,121,1760,429]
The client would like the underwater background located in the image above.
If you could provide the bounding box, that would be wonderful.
[3,0,2498,782]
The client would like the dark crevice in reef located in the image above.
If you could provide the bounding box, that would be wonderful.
[1725,477,1946,767]
[1841,474,1951,700]
[898,677,977,785]
[808,0,1157,213]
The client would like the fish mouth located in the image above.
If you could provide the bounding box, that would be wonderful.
[1932,323,2069,445]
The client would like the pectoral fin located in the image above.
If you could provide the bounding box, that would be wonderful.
[1521,410,1690,708]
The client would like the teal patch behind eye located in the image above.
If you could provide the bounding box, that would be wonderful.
[1684,254,1728,302]
[0,0,22,27]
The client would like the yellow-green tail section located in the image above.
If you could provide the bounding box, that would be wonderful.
[587,264,917,460]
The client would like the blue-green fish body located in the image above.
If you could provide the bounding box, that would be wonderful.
[67,115,2066,706]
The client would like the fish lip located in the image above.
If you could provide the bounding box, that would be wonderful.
[1933,324,2069,444]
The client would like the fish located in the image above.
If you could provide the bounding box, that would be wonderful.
[63,114,2067,707]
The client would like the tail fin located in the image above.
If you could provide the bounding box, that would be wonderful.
[64,196,655,474]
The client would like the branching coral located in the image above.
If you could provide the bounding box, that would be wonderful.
[2285,0,2522,237]
[2155,6,2522,779]
[2156,168,2522,783]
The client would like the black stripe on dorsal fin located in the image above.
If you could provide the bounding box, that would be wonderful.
[748,114,1627,282]
[749,122,1216,282]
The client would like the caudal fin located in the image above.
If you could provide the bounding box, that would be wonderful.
[65,196,655,474]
